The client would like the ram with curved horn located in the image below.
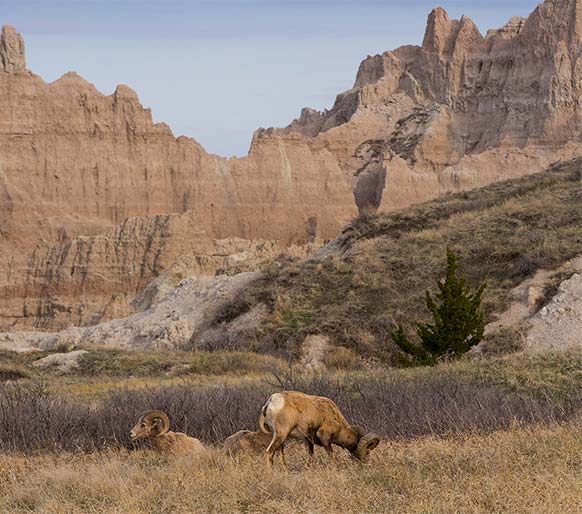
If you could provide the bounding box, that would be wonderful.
[259,391,380,469]
[129,410,207,455]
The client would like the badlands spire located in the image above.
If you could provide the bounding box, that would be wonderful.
[0,25,25,73]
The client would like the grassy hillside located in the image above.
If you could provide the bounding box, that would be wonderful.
[202,159,582,361]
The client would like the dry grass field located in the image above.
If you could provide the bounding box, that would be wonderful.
[0,350,580,512]
[0,423,580,513]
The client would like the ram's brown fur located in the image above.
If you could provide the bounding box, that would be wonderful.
[223,429,273,455]
[130,410,206,455]
[259,391,380,469]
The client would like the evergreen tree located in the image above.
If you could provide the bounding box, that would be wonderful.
[391,248,486,365]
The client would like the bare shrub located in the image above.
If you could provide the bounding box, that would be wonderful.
[323,347,362,371]
[0,369,579,453]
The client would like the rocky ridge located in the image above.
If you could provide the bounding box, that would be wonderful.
[0,272,261,352]
[524,273,582,351]
[2,0,582,331]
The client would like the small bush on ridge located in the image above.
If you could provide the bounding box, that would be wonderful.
[392,248,486,365]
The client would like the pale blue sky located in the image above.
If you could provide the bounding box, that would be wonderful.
[1,0,539,156]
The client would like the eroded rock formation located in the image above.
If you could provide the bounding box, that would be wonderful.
[2,0,582,331]
[0,272,262,351]
[0,28,353,330]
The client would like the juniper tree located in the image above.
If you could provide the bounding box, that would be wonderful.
[391,248,486,365]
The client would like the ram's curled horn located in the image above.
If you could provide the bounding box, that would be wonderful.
[355,433,380,462]
[142,410,171,435]
[350,425,368,437]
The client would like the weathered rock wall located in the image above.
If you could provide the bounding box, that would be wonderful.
[0,26,354,329]
[2,0,582,331]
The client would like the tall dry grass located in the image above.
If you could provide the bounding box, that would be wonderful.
[0,423,580,513]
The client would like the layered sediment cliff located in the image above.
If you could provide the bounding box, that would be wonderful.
[2,0,582,330]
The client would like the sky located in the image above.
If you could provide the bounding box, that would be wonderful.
[1,0,540,156]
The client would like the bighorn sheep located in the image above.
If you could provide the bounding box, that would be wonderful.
[259,391,380,469]
[129,410,206,454]
[223,429,273,455]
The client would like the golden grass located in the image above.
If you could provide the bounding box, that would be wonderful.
[47,372,272,399]
[19,347,582,400]
[0,423,580,513]
[75,349,283,378]
[1,349,286,397]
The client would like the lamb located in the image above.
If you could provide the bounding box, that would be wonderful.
[223,429,273,455]
[259,391,380,469]
[129,410,206,455]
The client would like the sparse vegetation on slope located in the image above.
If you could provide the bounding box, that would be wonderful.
[204,160,582,361]
[0,351,32,381]
[0,349,283,383]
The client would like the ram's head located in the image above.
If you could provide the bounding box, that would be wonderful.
[350,426,380,463]
[130,410,170,440]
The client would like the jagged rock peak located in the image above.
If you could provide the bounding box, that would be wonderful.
[114,84,139,101]
[486,16,526,40]
[0,25,26,73]
[354,51,401,88]
[422,8,482,57]
[422,7,452,54]
[522,0,582,47]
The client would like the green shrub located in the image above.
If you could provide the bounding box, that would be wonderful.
[391,248,486,365]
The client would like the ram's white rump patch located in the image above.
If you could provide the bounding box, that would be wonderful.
[267,393,285,415]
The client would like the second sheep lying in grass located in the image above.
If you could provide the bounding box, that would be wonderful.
[130,410,207,455]
[223,429,273,455]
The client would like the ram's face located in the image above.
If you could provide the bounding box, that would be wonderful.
[129,419,151,440]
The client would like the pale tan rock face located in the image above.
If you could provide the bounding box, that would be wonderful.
[525,273,582,351]
[19,210,318,330]
[0,272,263,350]
[0,25,355,330]
[0,25,25,73]
[2,0,582,332]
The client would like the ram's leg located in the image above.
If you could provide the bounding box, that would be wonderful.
[266,432,287,470]
[304,440,315,467]
[265,431,277,468]
[325,441,336,465]
[316,429,336,466]
[278,444,289,472]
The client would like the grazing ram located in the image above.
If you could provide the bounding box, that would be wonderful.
[259,391,380,469]
[129,410,206,455]
[223,429,273,455]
